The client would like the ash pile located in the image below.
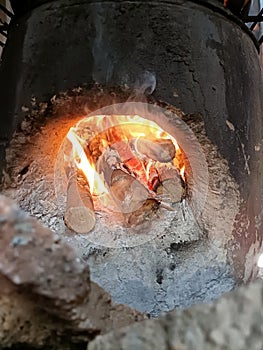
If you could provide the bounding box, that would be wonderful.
[0,88,240,317]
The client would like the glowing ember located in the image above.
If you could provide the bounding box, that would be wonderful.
[65,114,187,219]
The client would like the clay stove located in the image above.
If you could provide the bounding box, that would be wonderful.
[0,0,263,321]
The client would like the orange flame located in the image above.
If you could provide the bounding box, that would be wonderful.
[145,160,153,181]
[66,114,186,205]
[180,165,186,181]
[67,128,108,195]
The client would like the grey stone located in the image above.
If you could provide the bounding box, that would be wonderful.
[88,279,263,350]
[0,195,145,348]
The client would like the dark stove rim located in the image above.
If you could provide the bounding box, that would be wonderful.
[10,0,259,50]
[192,0,259,51]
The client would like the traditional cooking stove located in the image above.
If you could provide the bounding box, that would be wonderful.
[0,0,262,316]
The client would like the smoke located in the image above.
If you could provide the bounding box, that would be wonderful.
[92,3,114,84]
[133,71,156,97]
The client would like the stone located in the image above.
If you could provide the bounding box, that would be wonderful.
[0,195,91,321]
[88,279,263,350]
[0,195,145,348]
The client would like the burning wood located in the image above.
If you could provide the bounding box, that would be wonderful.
[65,114,188,230]
[156,165,186,204]
[110,169,160,226]
[97,149,160,226]
[64,170,96,234]
[125,199,160,226]
[135,138,176,163]
[110,169,149,207]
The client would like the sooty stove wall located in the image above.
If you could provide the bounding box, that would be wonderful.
[0,0,262,283]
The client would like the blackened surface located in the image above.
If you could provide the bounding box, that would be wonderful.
[0,1,261,184]
[0,0,262,281]
[9,0,51,15]
[0,12,28,176]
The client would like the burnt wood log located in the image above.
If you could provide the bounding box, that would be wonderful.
[110,169,150,212]
[111,140,135,163]
[64,171,96,234]
[97,150,160,226]
[87,125,128,163]
[125,198,160,227]
[156,165,185,203]
[135,138,176,163]
[110,141,149,188]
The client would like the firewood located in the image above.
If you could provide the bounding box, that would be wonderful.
[110,169,150,212]
[111,141,135,163]
[87,125,130,163]
[156,165,185,203]
[64,172,96,234]
[97,150,159,219]
[110,141,150,188]
[109,168,161,226]
[157,178,184,203]
[87,134,104,162]
[96,148,123,184]
[124,198,160,227]
[136,138,176,163]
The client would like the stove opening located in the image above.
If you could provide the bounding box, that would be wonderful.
[53,101,209,249]
[63,114,187,234]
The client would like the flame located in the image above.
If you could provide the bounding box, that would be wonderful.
[146,160,153,181]
[180,165,186,181]
[67,128,108,195]
[155,129,179,151]
[65,114,186,206]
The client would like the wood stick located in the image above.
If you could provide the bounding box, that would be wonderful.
[64,172,96,234]
[110,169,150,213]
[110,168,160,226]
[124,198,160,227]
[97,150,160,225]
[136,138,176,163]
[156,165,185,203]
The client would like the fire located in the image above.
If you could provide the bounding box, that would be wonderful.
[65,114,187,209]
[180,165,186,181]
[146,160,154,181]
[67,129,108,195]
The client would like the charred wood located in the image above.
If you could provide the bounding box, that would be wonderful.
[135,138,176,163]
[156,165,185,203]
[97,150,160,225]
[64,171,95,234]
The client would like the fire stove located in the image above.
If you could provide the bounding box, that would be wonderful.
[0,0,262,317]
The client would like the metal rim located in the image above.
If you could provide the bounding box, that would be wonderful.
[8,0,260,50]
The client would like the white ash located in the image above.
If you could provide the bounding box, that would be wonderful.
[0,92,240,315]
